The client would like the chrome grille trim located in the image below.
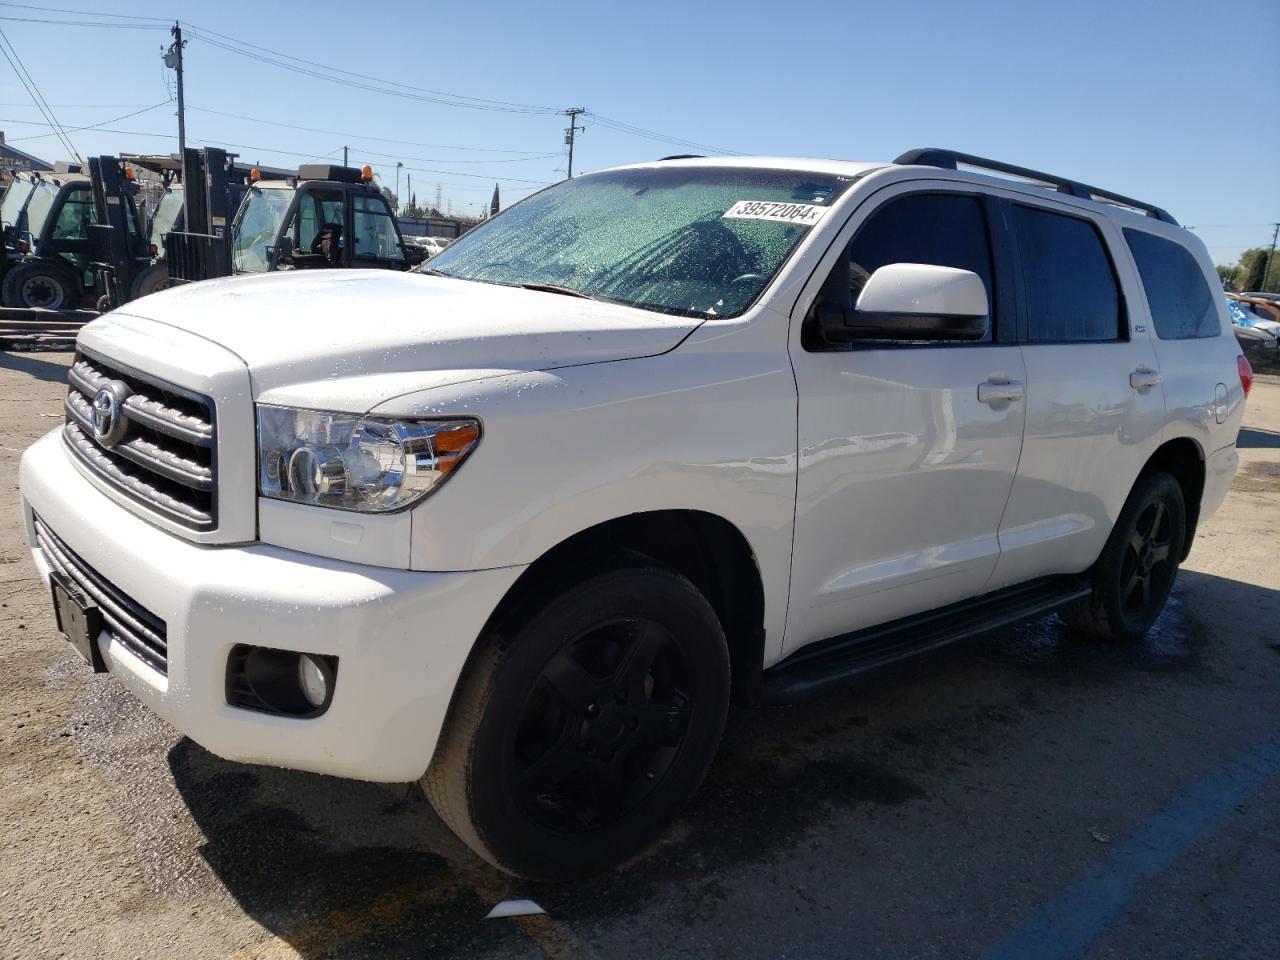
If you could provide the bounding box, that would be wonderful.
[34,514,168,675]
[63,348,217,531]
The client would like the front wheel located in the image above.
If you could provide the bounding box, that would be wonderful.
[1062,471,1186,642]
[1,261,79,310]
[423,560,730,881]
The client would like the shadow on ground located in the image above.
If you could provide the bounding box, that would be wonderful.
[1238,427,1280,450]
[0,349,71,385]
[168,569,1280,960]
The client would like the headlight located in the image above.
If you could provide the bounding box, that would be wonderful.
[257,405,480,513]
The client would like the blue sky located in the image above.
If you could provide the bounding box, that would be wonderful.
[1,0,1276,263]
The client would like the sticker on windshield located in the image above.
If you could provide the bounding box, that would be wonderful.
[723,200,829,226]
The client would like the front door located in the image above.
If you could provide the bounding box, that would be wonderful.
[785,186,1026,653]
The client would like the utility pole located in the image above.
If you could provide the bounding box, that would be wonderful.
[562,107,585,178]
[343,145,348,167]
[406,173,411,215]
[396,161,403,213]
[1262,222,1280,293]
[164,23,187,156]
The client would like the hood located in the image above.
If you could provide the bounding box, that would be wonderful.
[117,270,702,402]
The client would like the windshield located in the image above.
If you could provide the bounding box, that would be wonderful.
[22,180,59,243]
[1,178,34,231]
[149,186,183,257]
[232,186,292,273]
[427,167,855,318]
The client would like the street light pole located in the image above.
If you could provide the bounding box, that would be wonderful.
[396,161,403,214]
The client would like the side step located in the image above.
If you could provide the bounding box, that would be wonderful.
[763,576,1091,702]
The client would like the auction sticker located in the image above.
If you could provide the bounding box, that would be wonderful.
[723,200,828,226]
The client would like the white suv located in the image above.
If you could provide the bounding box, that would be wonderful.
[20,149,1250,881]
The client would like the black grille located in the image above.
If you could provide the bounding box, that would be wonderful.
[34,514,169,675]
[63,347,217,531]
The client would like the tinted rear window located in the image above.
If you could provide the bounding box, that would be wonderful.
[1124,229,1220,339]
[1013,205,1122,342]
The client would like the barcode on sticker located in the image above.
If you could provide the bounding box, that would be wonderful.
[723,200,828,226]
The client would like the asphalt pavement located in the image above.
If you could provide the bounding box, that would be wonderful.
[1,348,1277,960]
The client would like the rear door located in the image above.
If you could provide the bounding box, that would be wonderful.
[785,184,1027,653]
[988,201,1165,589]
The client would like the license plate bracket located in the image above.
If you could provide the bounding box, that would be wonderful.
[50,571,107,672]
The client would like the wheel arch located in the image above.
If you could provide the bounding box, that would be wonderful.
[474,509,768,705]
[1138,435,1205,561]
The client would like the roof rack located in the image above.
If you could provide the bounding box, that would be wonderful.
[658,154,704,161]
[894,148,1177,225]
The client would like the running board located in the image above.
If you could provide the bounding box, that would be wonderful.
[763,576,1091,702]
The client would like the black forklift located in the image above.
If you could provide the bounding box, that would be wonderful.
[166,160,420,285]
[1,156,150,311]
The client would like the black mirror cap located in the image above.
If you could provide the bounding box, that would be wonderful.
[816,304,988,344]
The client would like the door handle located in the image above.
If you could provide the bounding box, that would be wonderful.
[977,377,1025,404]
[1130,366,1162,391]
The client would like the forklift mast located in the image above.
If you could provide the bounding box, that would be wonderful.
[87,156,148,311]
[166,147,238,284]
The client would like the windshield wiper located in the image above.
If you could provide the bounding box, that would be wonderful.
[516,282,593,300]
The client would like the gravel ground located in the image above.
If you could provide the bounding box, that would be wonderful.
[1,349,1277,960]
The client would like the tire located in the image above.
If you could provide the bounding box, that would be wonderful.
[130,262,171,301]
[1062,471,1186,642]
[424,559,731,881]
[2,260,79,310]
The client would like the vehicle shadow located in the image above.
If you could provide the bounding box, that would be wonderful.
[0,350,71,385]
[167,568,1280,960]
[1238,427,1280,449]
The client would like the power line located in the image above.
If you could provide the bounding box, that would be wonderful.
[187,105,553,157]
[0,26,78,159]
[0,15,165,29]
[584,111,740,156]
[0,2,166,21]
[0,2,740,168]
[181,21,557,115]
[0,102,172,141]
[187,30,558,115]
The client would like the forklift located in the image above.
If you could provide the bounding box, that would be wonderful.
[166,160,421,286]
[0,157,149,311]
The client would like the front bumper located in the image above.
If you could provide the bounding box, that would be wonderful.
[20,429,524,782]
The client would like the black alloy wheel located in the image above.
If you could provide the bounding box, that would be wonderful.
[513,617,694,831]
[1063,471,1186,642]
[423,559,731,881]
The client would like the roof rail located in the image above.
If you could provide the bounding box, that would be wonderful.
[894,148,1177,225]
[658,154,704,161]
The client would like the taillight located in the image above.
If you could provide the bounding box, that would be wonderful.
[17,239,27,254]
[1239,354,1253,398]
[148,243,158,257]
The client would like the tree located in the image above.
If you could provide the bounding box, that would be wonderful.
[1216,246,1280,294]
[379,186,398,213]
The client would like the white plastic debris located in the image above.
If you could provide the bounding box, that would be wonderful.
[485,899,545,919]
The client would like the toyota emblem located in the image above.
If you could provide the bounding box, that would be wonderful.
[91,381,131,447]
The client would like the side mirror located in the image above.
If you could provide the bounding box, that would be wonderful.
[816,263,990,343]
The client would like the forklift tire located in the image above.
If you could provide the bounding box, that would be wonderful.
[130,262,172,301]
[2,261,80,311]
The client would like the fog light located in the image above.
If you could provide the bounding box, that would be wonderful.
[226,645,338,717]
[298,654,329,708]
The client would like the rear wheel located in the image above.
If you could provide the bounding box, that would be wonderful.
[2,261,79,310]
[130,262,171,301]
[1063,471,1185,642]
[424,560,730,881]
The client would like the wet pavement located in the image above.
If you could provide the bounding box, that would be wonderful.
[2,350,1278,960]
